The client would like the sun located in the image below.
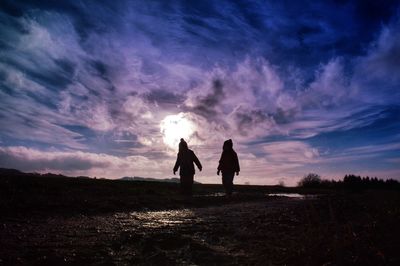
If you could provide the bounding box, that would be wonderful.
[160,113,195,149]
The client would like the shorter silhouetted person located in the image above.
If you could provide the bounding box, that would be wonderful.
[217,139,240,196]
[173,138,202,196]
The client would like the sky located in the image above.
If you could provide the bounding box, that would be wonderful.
[0,0,399,185]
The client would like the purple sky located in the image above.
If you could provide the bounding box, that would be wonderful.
[0,0,399,185]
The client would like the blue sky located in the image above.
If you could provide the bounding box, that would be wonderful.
[0,0,399,185]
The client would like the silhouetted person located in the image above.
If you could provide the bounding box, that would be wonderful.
[173,138,202,196]
[217,139,240,196]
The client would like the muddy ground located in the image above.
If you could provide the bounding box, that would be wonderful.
[1,174,399,265]
[2,194,399,265]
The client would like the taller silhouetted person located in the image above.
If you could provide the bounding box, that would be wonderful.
[173,138,202,196]
[217,139,240,196]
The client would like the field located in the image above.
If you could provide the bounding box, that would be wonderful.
[1,172,399,265]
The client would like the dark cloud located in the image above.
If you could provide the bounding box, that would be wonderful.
[23,63,74,90]
[189,79,225,117]
[145,89,184,106]
[54,59,76,77]
[88,60,109,77]
[272,108,298,124]
[232,106,271,137]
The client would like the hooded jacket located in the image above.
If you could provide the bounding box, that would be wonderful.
[173,139,202,176]
[217,139,240,174]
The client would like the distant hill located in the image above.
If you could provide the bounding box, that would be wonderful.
[0,168,91,180]
[120,176,201,184]
[0,168,25,176]
[0,168,200,183]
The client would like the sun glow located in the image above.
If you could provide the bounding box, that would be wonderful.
[160,113,195,149]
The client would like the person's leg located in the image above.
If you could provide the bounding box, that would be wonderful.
[186,175,194,196]
[180,175,188,195]
[222,175,228,193]
[181,175,193,196]
[222,172,234,196]
[227,173,234,195]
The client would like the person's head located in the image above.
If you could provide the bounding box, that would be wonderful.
[223,139,233,151]
[179,138,188,152]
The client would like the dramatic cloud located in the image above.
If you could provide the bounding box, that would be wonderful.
[0,146,170,179]
[0,0,399,184]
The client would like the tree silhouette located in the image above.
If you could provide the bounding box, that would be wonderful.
[297,173,322,188]
[297,172,400,190]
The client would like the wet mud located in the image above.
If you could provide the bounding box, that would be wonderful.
[1,198,311,265]
[1,189,399,265]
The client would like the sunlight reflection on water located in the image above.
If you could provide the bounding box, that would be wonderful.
[125,209,199,229]
[267,193,306,198]
[194,192,226,197]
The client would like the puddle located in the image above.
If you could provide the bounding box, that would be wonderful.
[125,209,200,229]
[196,192,226,197]
[195,192,318,199]
[267,193,307,198]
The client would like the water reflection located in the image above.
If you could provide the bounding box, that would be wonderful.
[195,192,226,197]
[117,209,200,229]
[267,193,306,198]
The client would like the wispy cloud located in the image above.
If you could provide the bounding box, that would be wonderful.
[0,146,171,178]
[0,1,399,183]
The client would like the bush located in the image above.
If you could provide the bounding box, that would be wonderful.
[298,173,322,187]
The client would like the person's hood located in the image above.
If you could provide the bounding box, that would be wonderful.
[223,139,233,151]
[179,138,188,151]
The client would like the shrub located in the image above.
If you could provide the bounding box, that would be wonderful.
[298,173,322,187]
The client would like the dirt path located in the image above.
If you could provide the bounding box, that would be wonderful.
[1,197,309,265]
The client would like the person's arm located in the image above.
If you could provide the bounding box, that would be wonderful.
[173,153,180,175]
[217,153,223,175]
[192,152,202,171]
[234,152,240,175]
